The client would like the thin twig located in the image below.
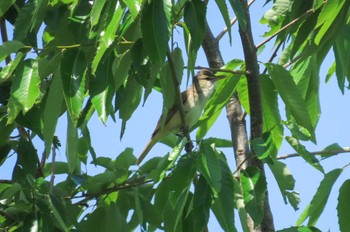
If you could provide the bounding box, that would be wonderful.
[72,179,154,205]
[185,65,246,75]
[216,0,256,41]
[262,40,284,74]
[256,8,315,49]
[277,147,350,160]
[166,49,192,152]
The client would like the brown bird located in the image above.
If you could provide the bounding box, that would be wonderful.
[136,70,225,165]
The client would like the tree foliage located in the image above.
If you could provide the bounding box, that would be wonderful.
[0,0,349,231]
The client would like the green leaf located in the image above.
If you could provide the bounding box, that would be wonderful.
[78,204,129,232]
[214,0,232,42]
[61,49,86,124]
[240,167,266,226]
[196,59,243,139]
[66,115,80,174]
[92,4,125,73]
[268,161,299,210]
[290,57,320,130]
[266,63,314,133]
[338,180,350,232]
[0,52,25,82]
[193,176,212,232]
[90,0,106,27]
[0,0,16,17]
[251,131,276,160]
[319,143,345,159]
[0,116,15,147]
[204,137,232,148]
[13,139,39,182]
[286,136,324,173]
[0,41,25,63]
[332,26,350,93]
[277,226,322,232]
[43,69,64,155]
[112,50,132,90]
[122,0,142,19]
[46,195,69,232]
[14,0,47,41]
[197,141,221,196]
[141,0,171,65]
[114,148,137,169]
[260,75,283,152]
[227,0,246,30]
[90,56,115,124]
[168,154,197,206]
[314,0,346,45]
[211,158,237,232]
[184,0,206,72]
[297,169,343,226]
[116,75,142,131]
[233,177,250,232]
[7,59,40,123]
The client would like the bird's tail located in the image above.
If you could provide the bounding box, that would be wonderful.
[136,139,157,165]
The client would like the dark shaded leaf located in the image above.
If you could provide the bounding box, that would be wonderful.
[240,167,266,226]
[338,179,350,232]
[141,0,171,65]
[211,158,237,232]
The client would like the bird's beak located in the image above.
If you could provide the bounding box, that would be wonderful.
[212,74,226,82]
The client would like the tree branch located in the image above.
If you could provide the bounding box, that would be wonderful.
[166,49,193,152]
[256,8,314,49]
[238,0,274,230]
[202,19,256,231]
[277,147,350,160]
[0,17,11,65]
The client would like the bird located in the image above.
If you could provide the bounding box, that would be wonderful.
[136,69,225,165]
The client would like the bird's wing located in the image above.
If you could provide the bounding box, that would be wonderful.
[151,89,190,138]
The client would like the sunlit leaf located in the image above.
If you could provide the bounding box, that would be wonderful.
[314,0,346,45]
[240,167,266,226]
[122,0,141,19]
[7,59,40,123]
[92,3,125,73]
[297,169,342,226]
[0,52,25,82]
[266,63,314,134]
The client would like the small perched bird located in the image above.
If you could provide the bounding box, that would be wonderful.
[136,69,225,165]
